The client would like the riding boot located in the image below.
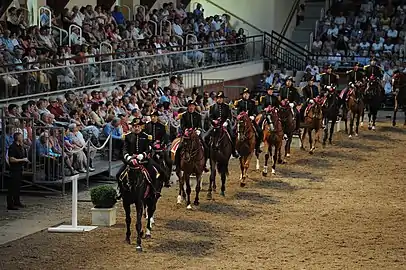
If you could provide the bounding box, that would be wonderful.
[200,137,210,172]
[115,164,127,200]
[227,125,239,158]
[174,144,182,171]
[253,121,263,155]
[294,109,301,135]
[150,159,170,187]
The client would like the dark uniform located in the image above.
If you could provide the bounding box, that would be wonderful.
[234,88,263,154]
[346,64,365,83]
[320,65,339,89]
[208,91,238,156]
[144,112,171,186]
[7,138,27,210]
[280,79,301,130]
[300,78,320,120]
[364,64,383,79]
[260,92,281,109]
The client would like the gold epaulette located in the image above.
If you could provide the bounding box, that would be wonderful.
[319,73,326,76]
[142,132,153,141]
[122,132,131,140]
[363,65,370,70]
[177,112,185,120]
[254,99,259,106]
[260,96,265,103]
[346,70,352,74]
[233,99,241,107]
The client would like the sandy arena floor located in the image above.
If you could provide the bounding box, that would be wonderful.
[0,123,405,270]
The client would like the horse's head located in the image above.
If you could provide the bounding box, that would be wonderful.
[211,119,224,135]
[236,112,251,138]
[265,106,279,123]
[152,140,164,160]
[278,101,291,120]
[308,102,323,120]
[392,72,405,90]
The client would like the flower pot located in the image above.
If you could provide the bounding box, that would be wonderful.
[91,207,117,226]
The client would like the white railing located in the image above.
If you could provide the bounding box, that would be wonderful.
[38,6,52,29]
[54,26,69,46]
[99,41,113,78]
[173,35,184,46]
[120,5,131,21]
[133,5,145,21]
[68,24,83,46]
[160,20,172,36]
[149,20,158,35]
[320,8,325,20]
[186,34,197,46]
[315,20,319,37]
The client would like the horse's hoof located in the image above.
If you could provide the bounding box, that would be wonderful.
[355,133,358,137]
[220,191,225,196]
[348,135,352,138]
[322,142,326,147]
[368,126,372,130]
[125,238,131,245]
[145,234,151,239]
[277,159,283,164]
[392,121,396,127]
[300,147,306,151]
[177,195,182,204]
[286,153,291,157]
[207,192,212,200]
[360,122,364,127]
[271,169,276,174]
[186,204,192,210]
[309,150,314,155]
[193,201,199,206]
[372,126,376,131]
[136,246,143,252]
[328,140,332,145]
[240,182,246,188]
[262,172,267,177]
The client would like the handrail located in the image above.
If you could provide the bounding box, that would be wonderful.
[53,26,69,46]
[119,5,131,21]
[320,8,325,20]
[204,0,262,33]
[270,31,313,55]
[173,35,184,46]
[160,20,172,36]
[68,24,83,46]
[186,34,197,46]
[38,6,52,29]
[149,20,158,35]
[315,20,319,38]
[309,32,314,50]
[99,42,113,78]
[280,0,301,37]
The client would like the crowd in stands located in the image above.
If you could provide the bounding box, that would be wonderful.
[0,3,249,99]
[311,0,406,73]
[1,74,221,179]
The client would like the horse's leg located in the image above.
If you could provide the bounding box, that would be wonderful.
[344,107,349,134]
[262,146,270,177]
[239,157,246,187]
[272,145,277,175]
[185,174,192,209]
[207,160,215,200]
[220,170,226,196]
[177,171,184,204]
[322,117,328,146]
[123,200,131,244]
[349,112,354,137]
[286,133,293,157]
[135,200,144,252]
[329,120,335,144]
[361,106,365,127]
[355,112,361,136]
[145,199,155,238]
[277,141,283,164]
[300,128,306,150]
[368,109,372,130]
[308,129,314,154]
[372,107,377,130]
[393,97,398,126]
[194,174,202,206]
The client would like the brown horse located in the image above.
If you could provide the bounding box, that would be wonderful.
[300,101,323,154]
[207,119,232,199]
[346,85,364,137]
[278,102,296,158]
[258,106,284,176]
[392,72,406,126]
[236,112,256,187]
[173,129,205,209]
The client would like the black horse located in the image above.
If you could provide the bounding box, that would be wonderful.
[392,72,406,126]
[322,91,340,145]
[364,78,384,130]
[207,119,232,199]
[119,159,161,252]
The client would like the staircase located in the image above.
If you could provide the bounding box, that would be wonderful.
[291,0,325,49]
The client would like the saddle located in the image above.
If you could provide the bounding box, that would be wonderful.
[118,159,155,199]
[305,97,325,116]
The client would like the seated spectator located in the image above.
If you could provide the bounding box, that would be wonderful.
[103,117,123,160]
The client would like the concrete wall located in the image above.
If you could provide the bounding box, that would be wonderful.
[190,0,295,36]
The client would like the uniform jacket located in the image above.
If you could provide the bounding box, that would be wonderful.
[179,111,202,130]
[234,98,258,115]
[209,103,232,122]
[144,121,169,145]
[123,132,152,161]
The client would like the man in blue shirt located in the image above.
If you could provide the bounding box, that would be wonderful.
[112,6,125,25]
[103,117,123,160]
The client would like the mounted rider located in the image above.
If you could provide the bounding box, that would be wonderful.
[208,91,239,158]
[175,100,209,171]
[144,111,171,187]
[279,76,301,134]
[234,88,263,155]
[300,76,320,121]
[364,57,385,96]
[346,62,365,84]
[116,118,166,194]
[320,64,340,89]
[258,85,281,129]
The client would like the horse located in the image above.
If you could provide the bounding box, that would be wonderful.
[207,119,232,199]
[346,84,364,137]
[259,106,284,176]
[170,137,183,203]
[322,90,340,145]
[236,112,256,187]
[278,101,296,158]
[119,158,160,252]
[300,99,323,154]
[178,128,205,209]
[392,72,406,126]
[364,77,384,130]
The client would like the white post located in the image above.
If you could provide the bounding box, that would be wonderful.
[48,175,97,233]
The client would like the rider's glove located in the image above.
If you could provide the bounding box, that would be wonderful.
[249,116,255,121]
[222,122,228,127]
[196,130,201,136]
[309,99,315,104]
[136,154,144,161]
[289,102,295,108]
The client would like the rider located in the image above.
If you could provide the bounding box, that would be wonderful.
[346,62,365,84]
[117,117,166,192]
[175,100,209,171]
[234,88,263,155]
[320,64,340,89]
[279,76,301,134]
[258,85,281,130]
[208,91,239,158]
[144,111,171,187]
[364,57,383,80]
[300,76,320,121]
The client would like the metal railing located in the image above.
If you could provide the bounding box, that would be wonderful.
[0,35,263,103]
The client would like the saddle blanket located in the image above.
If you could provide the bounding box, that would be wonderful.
[170,138,181,155]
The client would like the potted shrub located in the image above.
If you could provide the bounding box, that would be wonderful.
[90,185,118,226]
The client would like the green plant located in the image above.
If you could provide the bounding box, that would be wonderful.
[90,185,117,208]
